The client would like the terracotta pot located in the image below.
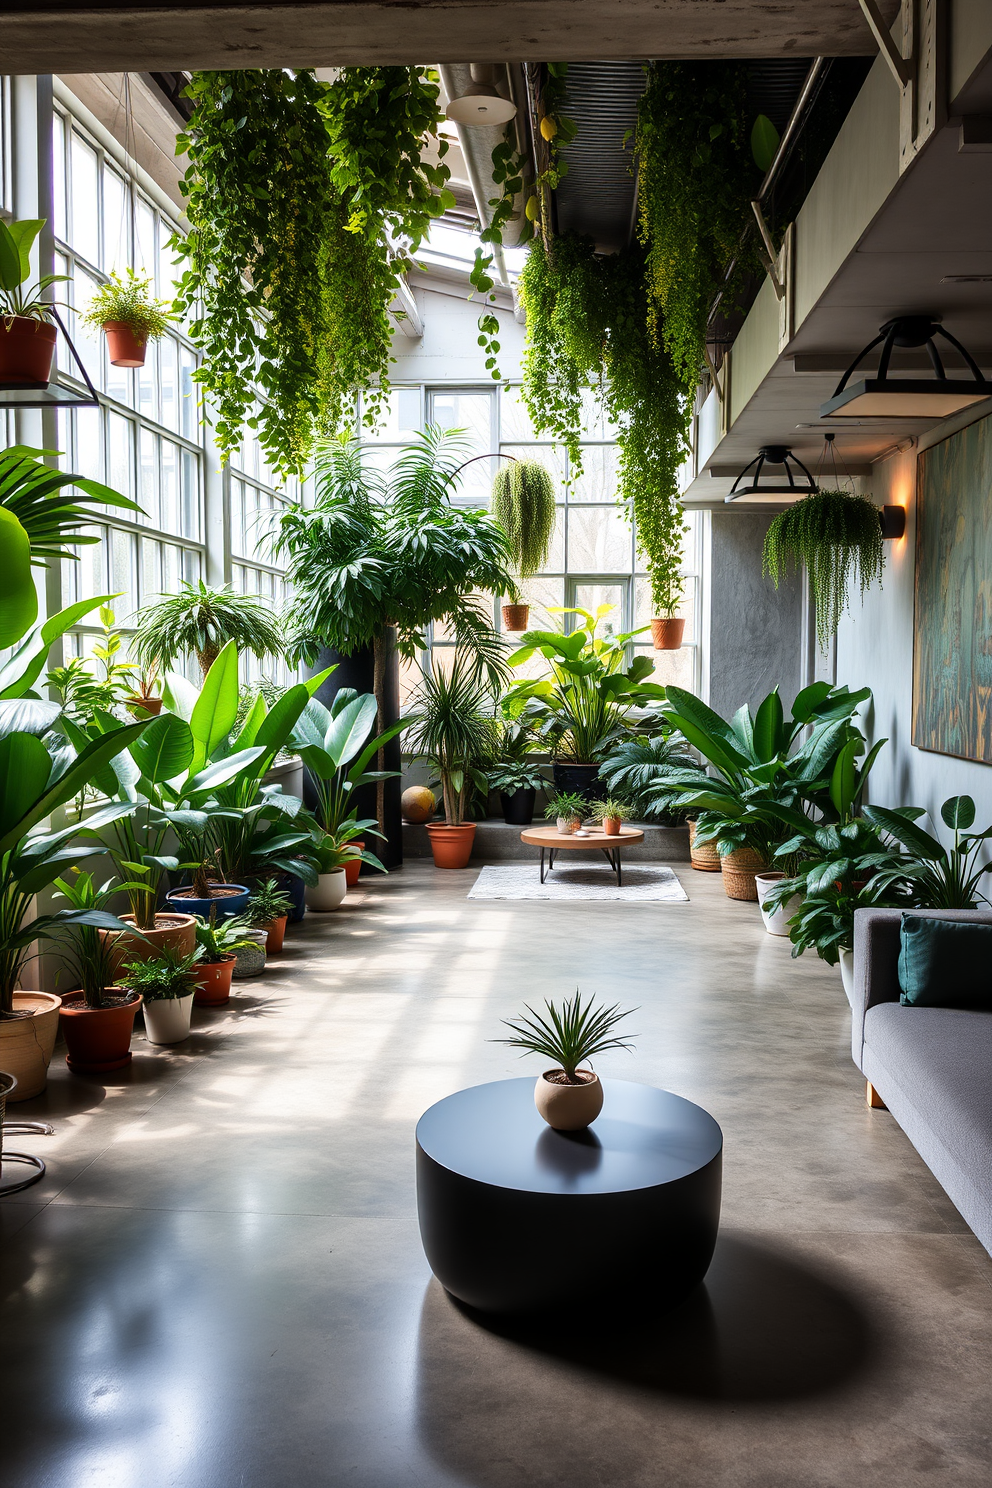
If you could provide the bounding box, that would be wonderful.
[344,842,365,888]
[687,819,721,872]
[192,955,236,1007]
[720,846,769,902]
[142,992,194,1046]
[501,603,530,632]
[103,320,148,367]
[261,915,287,955]
[603,817,622,836]
[0,992,62,1101]
[0,316,56,384]
[534,1069,603,1131]
[306,870,347,911]
[650,616,685,650]
[232,931,267,980]
[60,990,142,1073]
[126,695,162,717]
[426,822,476,869]
[100,913,197,974]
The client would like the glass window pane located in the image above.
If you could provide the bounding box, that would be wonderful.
[103,165,128,274]
[633,644,695,690]
[578,387,618,440]
[79,526,108,601]
[72,267,105,391]
[181,450,200,541]
[161,541,180,598]
[136,197,156,285]
[179,348,198,441]
[107,411,134,499]
[136,342,158,424]
[111,526,138,620]
[139,427,159,528]
[160,438,179,533]
[141,536,160,600]
[73,408,102,488]
[429,390,494,504]
[160,335,180,433]
[568,446,620,503]
[53,115,68,242]
[499,385,536,443]
[70,133,100,266]
[362,387,422,441]
[570,582,626,639]
[566,505,631,573]
[497,444,567,503]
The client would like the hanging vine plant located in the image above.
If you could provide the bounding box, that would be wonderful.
[491,460,556,576]
[764,490,885,650]
[175,67,452,477]
[519,233,691,618]
[634,61,759,389]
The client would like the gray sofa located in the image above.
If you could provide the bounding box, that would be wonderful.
[849,907,992,1257]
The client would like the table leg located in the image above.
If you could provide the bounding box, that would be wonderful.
[601,847,622,886]
[539,847,545,884]
[548,848,556,873]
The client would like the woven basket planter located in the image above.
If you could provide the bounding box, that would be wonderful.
[687,819,721,873]
[720,846,769,902]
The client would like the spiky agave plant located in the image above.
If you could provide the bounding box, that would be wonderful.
[494,991,636,1083]
[491,459,556,577]
[763,490,884,651]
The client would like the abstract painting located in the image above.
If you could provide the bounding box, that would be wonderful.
[913,413,992,762]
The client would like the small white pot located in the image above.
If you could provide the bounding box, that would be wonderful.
[306,869,347,912]
[839,947,855,1002]
[142,992,194,1045]
[754,872,801,936]
[556,817,579,836]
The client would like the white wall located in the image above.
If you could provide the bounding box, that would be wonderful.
[835,423,992,829]
[393,278,524,382]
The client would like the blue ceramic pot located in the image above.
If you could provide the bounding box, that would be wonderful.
[165,884,250,921]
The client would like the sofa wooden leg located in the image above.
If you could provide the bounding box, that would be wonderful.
[866,1081,887,1110]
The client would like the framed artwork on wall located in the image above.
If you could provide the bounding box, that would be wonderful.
[913,412,992,762]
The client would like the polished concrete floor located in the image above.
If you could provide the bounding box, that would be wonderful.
[2,861,991,1487]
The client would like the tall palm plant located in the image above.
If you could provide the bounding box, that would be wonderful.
[406,652,500,826]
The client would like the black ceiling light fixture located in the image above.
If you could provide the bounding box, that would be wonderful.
[724,445,817,503]
[820,315,992,420]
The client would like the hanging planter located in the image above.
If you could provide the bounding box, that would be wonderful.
[0,217,65,386]
[493,459,554,638]
[763,488,884,650]
[82,268,176,369]
[650,616,685,650]
[502,603,530,632]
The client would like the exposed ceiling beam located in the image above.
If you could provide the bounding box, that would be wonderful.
[3,2,898,76]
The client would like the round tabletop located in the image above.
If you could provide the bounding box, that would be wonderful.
[415,1077,722,1197]
[519,825,645,849]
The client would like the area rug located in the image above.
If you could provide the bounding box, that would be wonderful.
[467,863,689,903]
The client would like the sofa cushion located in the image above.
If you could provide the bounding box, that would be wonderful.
[863,1003,992,1197]
[897,913,992,1009]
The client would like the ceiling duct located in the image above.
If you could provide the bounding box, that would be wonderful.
[552,62,647,254]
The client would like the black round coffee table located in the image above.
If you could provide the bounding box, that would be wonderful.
[416,1077,722,1316]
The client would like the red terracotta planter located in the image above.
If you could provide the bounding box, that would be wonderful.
[262,916,287,955]
[100,912,197,975]
[650,617,685,650]
[426,822,476,869]
[0,316,56,384]
[603,818,621,835]
[345,841,365,888]
[60,990,142,1073]
[192,956,236,1007]
[103,320,148,367]
[126,695,163,717]
[501,604,530,632]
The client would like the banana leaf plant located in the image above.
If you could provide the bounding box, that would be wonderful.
[0,713,152,1016]
[291,687,406,858]
[502,606,667,762]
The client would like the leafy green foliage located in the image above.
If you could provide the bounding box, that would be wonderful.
[0,443,141,565]
[519,236,690,616]
[292,688,402,839]
[598,734,699,822]
[864,796,992,909]
[52,870,148,1007]
[470,133,532,379]
[133,580,283,676]
[634,62,759,388]
[120,946,202,1002]
[0,217,68,319]
[589,798,632,823]
[243,878,293,927]
[81,268,176,340]
[490,459,556,577]
[406,650,500,825]
[764,490,885,651]
[544,790,587,821]
[490,760,545,793]
[494,990,636,1082]
[194,910,256,962]
[48,605,138,726]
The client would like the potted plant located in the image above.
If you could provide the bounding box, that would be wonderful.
[491,459,557,632]
[544,790,587,836]
[0,217,67,384]
[81,267,176,368]
[133,580,285,678]
[764,488,885,652]
[191,911,256,1005]
[53,871,150,1074]
[164,819,251,920]
[243,878,294,954]
[494,991,636,1130]
[406,649,499,870]
[754,870,803,936]
[125,665,163,717]
[490,761,545,826]
[306,833,354,912]
[232,927,268,979]
[120,947,201,1046]
[589,798,632,835]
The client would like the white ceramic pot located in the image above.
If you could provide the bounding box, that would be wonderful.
[755,872,802,937]
[142,992,194,1046]
[556,817,578,836]
[0,991,62,1100]
[306,870,347,911]
[534,1069,603,1130]
[232,930,268,979]
[839,947,855,1003]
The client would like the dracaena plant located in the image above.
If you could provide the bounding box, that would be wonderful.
[52,871,151,1008]
[405,651,500,827]
[494,991,637,1083]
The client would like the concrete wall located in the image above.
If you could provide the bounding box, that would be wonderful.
[835,418,992,828]
[707,511,804,720]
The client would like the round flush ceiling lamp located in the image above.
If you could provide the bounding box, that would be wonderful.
[724,445,817,503]
[820,315,992,420]
[445,65,517,126]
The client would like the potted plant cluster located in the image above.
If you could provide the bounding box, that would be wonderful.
[544,791,587,836]
[120,948,202,1046]
[495,991,636,1131]
[0,216,66,385]
[81,267,177,368]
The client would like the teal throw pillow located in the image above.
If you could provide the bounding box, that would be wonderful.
[897,914,992,1009]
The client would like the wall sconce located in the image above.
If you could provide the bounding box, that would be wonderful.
[880,505,906,539]
[821,316,992,419]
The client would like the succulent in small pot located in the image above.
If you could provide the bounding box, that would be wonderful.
[53,870,151,1074]
[0,217,68,385]
[120,947,202,1046]
[494,991,637,1131]
[589,797,632,836]
[544,790,586,836]
[242,877,294,954]
[81,267,176,368]
[191,910,257,1005]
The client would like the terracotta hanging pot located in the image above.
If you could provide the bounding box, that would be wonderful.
[502,604,530,632]
[126,695,163,717]
[0,316,57,384]
[192,955,236,1007]
[60,991,142,1073]
[103,320,148,367]
[650,617,685,650]
[425,822,476,869]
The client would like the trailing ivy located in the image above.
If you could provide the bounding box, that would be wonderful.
[519,234,691,616]
[634,61,758,388]
[470,133,531,381]
[764,489,885,650]
[491,460,556,576]
[174,67,452,477]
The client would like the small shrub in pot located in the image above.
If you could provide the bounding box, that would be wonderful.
[544,790,587,835]
[191,910,257,1005]
[243,878,294,954]
[120,947,202,1045]
[494,991,637,1130]
[589,797,632,836]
